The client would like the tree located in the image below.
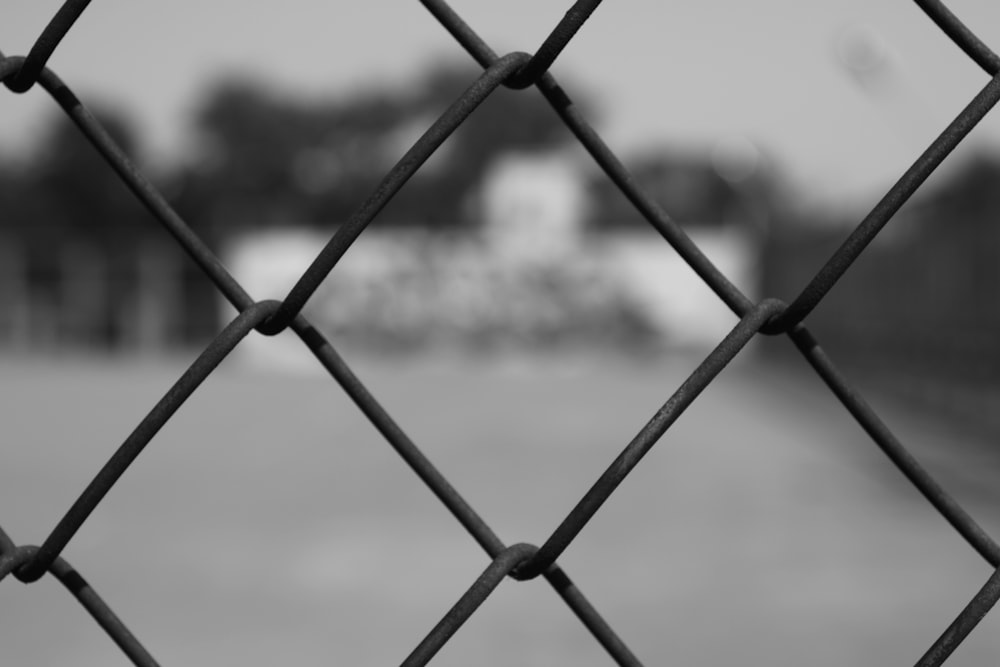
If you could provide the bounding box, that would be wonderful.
[379,63,581,229]
[11,106,150,250]
[585,149,776,232]
[173,61,587,237]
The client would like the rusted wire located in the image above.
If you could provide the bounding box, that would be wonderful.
[2,1,999,665]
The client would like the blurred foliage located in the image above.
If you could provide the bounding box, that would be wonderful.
[0,61,786,247]
[170,62,582,239]
[762,151,1000,387]
[0,106,148,250]
[4,60,996,362]
[585,149,778,232]
[0,63,590,347]
[0,61,588,250]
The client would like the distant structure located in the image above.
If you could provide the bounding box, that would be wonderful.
[0,235,210,352]
[0,142,769,359]
[479,151,587,264]
[584,148,767,346]
[762,152,1000,385]
[222,146,767,368]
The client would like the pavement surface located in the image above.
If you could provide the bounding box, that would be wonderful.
[1,350,998,666]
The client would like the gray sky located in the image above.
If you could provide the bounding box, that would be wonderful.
[1,0,999,207]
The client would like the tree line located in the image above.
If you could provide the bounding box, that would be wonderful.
[0,62,581,253]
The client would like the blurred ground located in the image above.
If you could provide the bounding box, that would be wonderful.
[1,349,999,666]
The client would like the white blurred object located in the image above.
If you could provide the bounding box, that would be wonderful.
[480,151,587,264]
[223,228,329,374]
[600,228,756,348]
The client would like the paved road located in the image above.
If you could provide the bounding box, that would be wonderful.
[1,351,998,665]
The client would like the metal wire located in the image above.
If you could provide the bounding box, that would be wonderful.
[1,1,998,665]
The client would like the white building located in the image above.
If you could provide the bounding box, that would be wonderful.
[222,150,760,370]
[479,151,587,264]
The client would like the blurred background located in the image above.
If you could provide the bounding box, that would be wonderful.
[2,1,1000,665]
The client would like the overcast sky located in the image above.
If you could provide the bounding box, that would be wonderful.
[1,0,999,208]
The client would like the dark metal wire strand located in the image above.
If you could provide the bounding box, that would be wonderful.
[401,543,538,667]
[419,0,501,68]
[4,0,93,93]
[419,0,756,319]
[534,72,757,319]
[0,526,16,556]
[0,542,159,666]
[505,0,604,89]
[36,68,258,315]
[292,317,642,665]
[516,299,786,580]
[766,73,1000,334]
[544,565,643,666]
[789,325,1000,567]
[50,556,161,667]
[291,317,508,558]
[17,302,281,583]
[419,0,604,88]
[915,0,1000,76]
[262,52,531,335]
[915,565,1000,666]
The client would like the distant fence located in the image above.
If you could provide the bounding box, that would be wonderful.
[2,1,999,665]
[763,194,1000,385]
[0,236,214,350]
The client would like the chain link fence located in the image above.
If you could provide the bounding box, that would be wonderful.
[1,1,999,664]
